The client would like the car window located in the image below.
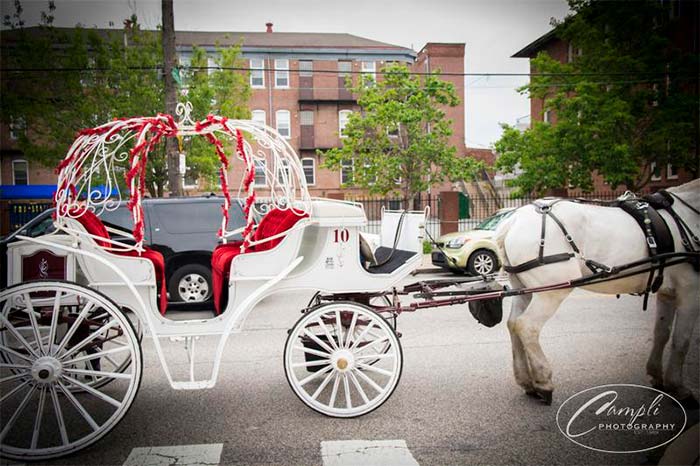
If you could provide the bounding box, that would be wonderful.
[25,215,55,237]
[475,211,512,231]
[152,201,246,234]
[100,205,134,232]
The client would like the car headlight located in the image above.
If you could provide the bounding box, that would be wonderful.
[447,237,469,248]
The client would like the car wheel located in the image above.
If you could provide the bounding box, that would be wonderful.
[169,264,212,302]
[467,249,498,276]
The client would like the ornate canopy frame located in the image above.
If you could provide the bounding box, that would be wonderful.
[54,102,312,252]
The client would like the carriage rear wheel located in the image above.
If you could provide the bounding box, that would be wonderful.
[284,302,402,418]
[0,281,142,461]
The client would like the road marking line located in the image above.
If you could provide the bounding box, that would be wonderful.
[321,439,420,466]
[122,444,223,466]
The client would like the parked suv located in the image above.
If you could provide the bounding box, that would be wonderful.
[1,196,246,309]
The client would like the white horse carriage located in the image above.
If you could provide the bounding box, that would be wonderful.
[0,106,429,460]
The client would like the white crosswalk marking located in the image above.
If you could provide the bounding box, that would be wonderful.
[122,444,223,466]
[321,440,420,466]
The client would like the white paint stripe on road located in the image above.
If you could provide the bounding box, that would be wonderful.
[122,444,223,466]
[321,440,420,466]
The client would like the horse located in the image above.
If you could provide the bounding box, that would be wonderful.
[494,178,700,405]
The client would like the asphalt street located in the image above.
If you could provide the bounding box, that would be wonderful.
[13,269,700,466]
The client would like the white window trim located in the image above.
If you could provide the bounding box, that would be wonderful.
[340,159,354,184]
[207,56,218,76]
[338,61,352,77]
[650,161,662,181]
[302,158,315,186]
[251,109,266,125]
[543,109,551,124]
[275,59,289,89]
[254,159,267,186]
[361,61,376,80]
[276,110,291,139]
[339,110,352,138]
[12,159,28,185]
[250,58,265,89]
[666,163,678,180]
[299,60,313,77]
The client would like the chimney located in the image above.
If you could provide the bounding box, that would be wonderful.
[265,22,273,33]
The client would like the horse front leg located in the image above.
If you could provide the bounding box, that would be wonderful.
[646,291,676,390]
[664,286,699,404]
[507,292,535,395]
[513,290,570,405]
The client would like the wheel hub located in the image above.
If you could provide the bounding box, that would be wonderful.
[179,274,209,301]
[332,350,354,372]
[31,356,63,384]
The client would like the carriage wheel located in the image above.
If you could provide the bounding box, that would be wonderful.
[284,302,402,418]
[0,281,142,461]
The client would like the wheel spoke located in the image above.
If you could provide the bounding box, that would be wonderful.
[24,294,45,356]
[47,291,63,353]
[103,354,120,369]
[316,317,339,351]
[335,310,343,350]
[0,371,30,384]
[0,311,41,359]
[355,336,390,354]
[0,383,37,442]
[293,345,330,359]
[298,364,333,387]
[60,375,122,408]
[63,368,132,380]
[353,366,385,394]
[291,359,330,369]
[0,379,31,404]
[63,345,130,366]
[49,385,70,446]
[344,310,358,348]
[53,302,95,357]
[56,380,100,431]
[355,353,395,361]
[328,372,340,408]
[343,373,352,409]
[357,362,393,377]
[0,362,33,369]
[350,321,376,351]
[311,368,336,400]
[59,318,118,361]
[0,343,38,363]
[348,371,370,404]
[302,329,335,355]
[30,386,47,449]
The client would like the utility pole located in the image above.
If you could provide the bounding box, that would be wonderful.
[162,0,183,196]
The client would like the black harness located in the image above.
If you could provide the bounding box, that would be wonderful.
[503,190,699,310]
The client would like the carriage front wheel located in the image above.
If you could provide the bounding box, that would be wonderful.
[284,302,402,418]
[0,281,142,461]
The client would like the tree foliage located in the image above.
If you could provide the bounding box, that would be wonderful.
[495,0,698,195]
[1,3,250,196]
[323,63,480,203]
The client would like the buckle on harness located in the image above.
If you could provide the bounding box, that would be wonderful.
[565,234,574,243]
[647,236,657,248]
[539,239,546,247]
[636,201,649,210]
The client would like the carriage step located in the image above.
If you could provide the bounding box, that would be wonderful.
[170,380,215,390]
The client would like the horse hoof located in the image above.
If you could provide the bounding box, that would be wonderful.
[525,389,539,399]
[535,388,553,405]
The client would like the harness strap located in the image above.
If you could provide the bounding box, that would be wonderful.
[504,252,575,274]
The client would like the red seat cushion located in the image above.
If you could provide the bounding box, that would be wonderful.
[253,209,309,252]
[69,207,168,314]
[211,209,308,314]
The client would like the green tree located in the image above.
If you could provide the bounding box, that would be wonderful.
[495,0,698,195]
[323,63,480,205]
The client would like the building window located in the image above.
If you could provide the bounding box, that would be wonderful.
[251,109,266,125]
[277,159,290,183]
[299,60,313,77]
[339,110,352,137]
[9,118,25,140]
[340,159,354,184]
[302,158,315,185]
[250,58,264,88]
[12,159,28,185]
[207,56,218,75]
[361,61,376,80]
[300,110,314,126]
[338,61,352,77]
[650,161,662,181]
[667,163,678,180]
[254,160,267,186]
[543,109,552,124]
[275,59,289,88]
[276,110,291,138]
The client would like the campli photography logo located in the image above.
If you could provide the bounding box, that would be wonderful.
[556,384,687,453]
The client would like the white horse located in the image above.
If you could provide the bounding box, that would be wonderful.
[495,178,700,405]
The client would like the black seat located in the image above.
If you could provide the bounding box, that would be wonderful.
[366,247,417,274]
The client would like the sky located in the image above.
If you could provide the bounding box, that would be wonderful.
[3,0,571,148]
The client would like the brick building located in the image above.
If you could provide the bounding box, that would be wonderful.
[511,0,698,194]
[1,25,483,200]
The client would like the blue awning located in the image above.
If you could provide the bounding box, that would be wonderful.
[0,185,120,200]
